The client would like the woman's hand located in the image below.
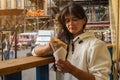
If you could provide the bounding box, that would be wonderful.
[49,38,67,52]
[55,59,74,73]
[55,59,95,80]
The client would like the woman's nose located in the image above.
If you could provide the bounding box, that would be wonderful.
[69,20,74,25]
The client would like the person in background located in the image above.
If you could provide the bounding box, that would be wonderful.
[3,36,10,60]
[30,37,35,51]
[26,36,35,57]
[32,1,112,80]
[9,46,15,59]
[9,32,15,59]
[9,32,14,44]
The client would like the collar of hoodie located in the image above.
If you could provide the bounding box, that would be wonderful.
[72,31,95,43]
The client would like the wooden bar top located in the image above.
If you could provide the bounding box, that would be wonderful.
[0,43,112,76]
[0,56,54,76]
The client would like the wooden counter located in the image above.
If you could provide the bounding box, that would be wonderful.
[0,56,54,76]
[0,43,112,76]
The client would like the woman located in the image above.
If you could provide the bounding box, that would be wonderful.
[32,2,112,80]
[3,37,10,60]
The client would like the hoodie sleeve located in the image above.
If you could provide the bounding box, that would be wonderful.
[31,48,37,56]
[87,40,112,80]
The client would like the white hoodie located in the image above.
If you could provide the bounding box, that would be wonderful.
[64,32,112,80]
[32,31,112,80]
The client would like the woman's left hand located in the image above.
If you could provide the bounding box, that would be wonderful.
[55,59,74,73]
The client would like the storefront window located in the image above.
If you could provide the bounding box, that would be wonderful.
[6,0,11,9]
[16,0,22,8]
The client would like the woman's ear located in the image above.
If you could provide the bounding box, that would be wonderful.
[83,18,87,24]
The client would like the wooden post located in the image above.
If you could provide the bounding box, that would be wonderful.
[3,72,22,80]
[36,65,49,80]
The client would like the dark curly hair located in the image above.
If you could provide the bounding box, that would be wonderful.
[57,1,87,44]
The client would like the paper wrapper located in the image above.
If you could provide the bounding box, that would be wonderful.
[50,38,67,52]
[53,47,67,71]
[53,47,67,61]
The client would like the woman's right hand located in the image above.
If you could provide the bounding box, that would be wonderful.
[55,58,74,73]
[49,38,67,52]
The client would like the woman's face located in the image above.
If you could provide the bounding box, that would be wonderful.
[65,14,85,37]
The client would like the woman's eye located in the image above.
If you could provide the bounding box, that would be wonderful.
[65,19,70,23]
[65,17,79,23]
[72,18,79,21]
